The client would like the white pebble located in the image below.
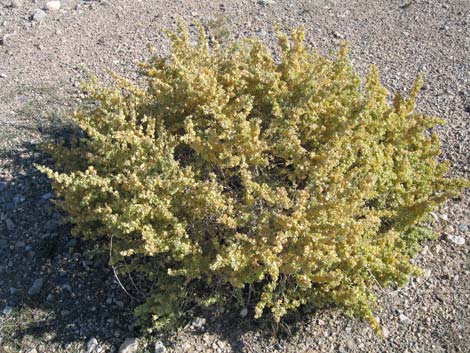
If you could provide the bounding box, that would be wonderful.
[118,338,139,353]
[2,305,13,315]
[399,313,413,324]
[86,337,99,353]
[447,234,465,246]
[45,1,61,11]
[154,341,166,353]
[31,9,47,22]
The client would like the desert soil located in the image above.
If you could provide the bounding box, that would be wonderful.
[0,0,469,352]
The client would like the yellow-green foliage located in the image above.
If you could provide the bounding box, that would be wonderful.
[38,24,469,333]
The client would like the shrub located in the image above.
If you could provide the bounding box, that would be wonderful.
[38,24,469,333]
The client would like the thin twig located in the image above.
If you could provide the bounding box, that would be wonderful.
[110,235,136,299]
[247,283,253,305]
[123,256,145,296]
[367,267,384,290]
[127,272,144,296]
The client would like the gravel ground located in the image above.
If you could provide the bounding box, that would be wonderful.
[0,0,469,352]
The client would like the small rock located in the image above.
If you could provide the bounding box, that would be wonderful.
[46,293,54,301]
[12,194,25,205]
[118,338,139,353]
[28,278,44,296]
[10,0,22,8]
[240,307,248,318]
[333,31,345,39]
[41,192,53,200]
[181,342,192,350]
[62,284,72,292]
[25,349,38,353]
[86,337,99,353]
[45,1,61,11]
[154,341,166,353]
[61,310,70,316]
[191,317,206,328]
[2,304,13,315]
[458,224,469,232]
[382,325,390,338]
[273,343,283,350]
[447,234,465,246]
[258,0,275,4]
[399,313,413,324]
[5,218,15,231]
[7,296,18,307]
[9,287,19,295]
[115,300,124,308]
[31,9,47,22]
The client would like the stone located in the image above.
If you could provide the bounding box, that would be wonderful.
[181,342,192,351]
[458,224,469,232]
[28,278,44,296]
[46,293,55,301]
[41,192,53,200]
[399,313,413,324]
[118,338,139,353]
[240,307,248,317]
[258,0,276,4]
[66,238,77,248]
[191,317,206,328]
[8,287,19,295]
[45,1,61,11]
[31,9,47,22]
[25,349,38,353]
[154,341,166,353]
[7,194,25,209]
[10,0,21,8]
[2,304,13,315]
[86,337,99,353]
[14,194,24,203]
[333,31,345,39]
[447,234,465,246]
[273,343,283,350]
[382,325,390,338]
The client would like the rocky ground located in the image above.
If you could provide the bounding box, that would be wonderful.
[0,0,469,352]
